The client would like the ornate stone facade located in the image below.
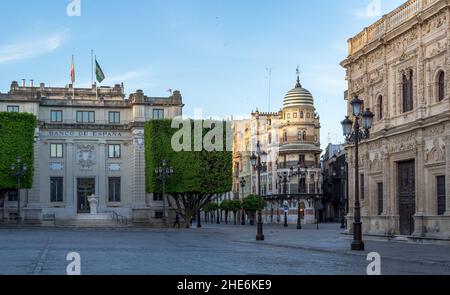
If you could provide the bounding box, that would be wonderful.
[342,0,450,239]
[234,73,322,224]
[0,81,183,225]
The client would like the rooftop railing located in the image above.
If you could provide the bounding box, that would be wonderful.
[348,0,439,55]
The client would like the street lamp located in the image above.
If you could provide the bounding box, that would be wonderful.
[341,96,374,251]
[278,172,289,227]
[154,159,174,225]
[11,157,27,225]
[250,141,265,241]
[240,177,246,225]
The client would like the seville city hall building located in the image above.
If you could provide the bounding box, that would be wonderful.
[342,0,450,239]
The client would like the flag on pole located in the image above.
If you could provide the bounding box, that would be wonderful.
[95,58,105,83]
[70,55,75,83]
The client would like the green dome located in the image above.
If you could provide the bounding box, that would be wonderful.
[283,81,314,108]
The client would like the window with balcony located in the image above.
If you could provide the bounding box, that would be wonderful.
[51,110,63,123]
[76,111,95,123]
[402,70,413,113]
[153,109,165,119]
[108,112,120,124]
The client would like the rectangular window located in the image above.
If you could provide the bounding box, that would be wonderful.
[51,110,63,123]
[360,174,365,200]
[377,182,384,215]
[153,109,164,119]
[50,144,63,158]
[108,144,121,158]
[108,112,120,124]
[153,193,164,201]
[76,111,95,123]
[8,190,18,202]
[108,177,121,202]
[7,106,19,113]
[437,176,446,216]
[50,177,63,203]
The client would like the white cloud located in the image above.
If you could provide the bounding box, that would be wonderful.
[102,69,149,85]
[0,32,67,64]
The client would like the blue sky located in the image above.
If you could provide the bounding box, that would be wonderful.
[0,0,405,148]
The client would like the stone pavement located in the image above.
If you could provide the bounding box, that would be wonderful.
[0,223,449,275]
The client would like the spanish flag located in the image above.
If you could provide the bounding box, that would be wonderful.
[70,55,75,83]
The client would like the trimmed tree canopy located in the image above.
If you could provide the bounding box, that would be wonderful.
[145,119,232,194]
[242,195,267,213]
[0,112,36,191]
[145,119,232,227]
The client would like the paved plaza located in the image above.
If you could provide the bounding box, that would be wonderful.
[0,223,450,275]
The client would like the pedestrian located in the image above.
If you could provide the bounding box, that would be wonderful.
[173,211,181,228]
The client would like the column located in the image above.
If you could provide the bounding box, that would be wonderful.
[132,129,146,207]
[98,142,107,210]
[445,135,450,215]
[416,131,425,216]
[66,141,75,213]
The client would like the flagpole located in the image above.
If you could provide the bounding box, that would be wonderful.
[72,55,75,99]
[95,55,98,100]
[91,50,94,86]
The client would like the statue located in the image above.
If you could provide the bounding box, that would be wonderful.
[87,194,99,215]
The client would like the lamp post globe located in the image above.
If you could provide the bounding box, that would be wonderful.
[350,96,363,116]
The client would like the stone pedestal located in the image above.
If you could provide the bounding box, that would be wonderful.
[88,195,99,215]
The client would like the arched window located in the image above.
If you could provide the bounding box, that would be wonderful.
[300,111,304,119]
[297,131,302,141]
[438,71,445,102]
[303,131,306,140]
[403,70,413,113]
[377,95,383,120]
[268,132,272,144]
[293,112,297,119]
[287,113,291,119]
[283,131,288,142]
[306,112,311,119]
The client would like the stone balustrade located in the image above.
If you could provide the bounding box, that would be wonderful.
[348,0,439,55]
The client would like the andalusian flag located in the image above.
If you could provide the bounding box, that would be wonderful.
[95,58,105,83]
[70,55,75,83]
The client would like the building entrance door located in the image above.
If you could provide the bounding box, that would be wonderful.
[398,161,415,236]
[77,178,95,213]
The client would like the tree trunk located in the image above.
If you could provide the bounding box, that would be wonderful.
[233,212,237,225]
[225,210,229,224]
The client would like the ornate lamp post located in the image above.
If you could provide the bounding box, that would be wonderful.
[278,172,289,227]
[341,96,374,251]
[240,177,246,225]
[250,141,266,241]
[11,157,27,225]
[154,159,174,225]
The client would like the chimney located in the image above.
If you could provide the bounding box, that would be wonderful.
[22,79,26,87]
[11,81,19,91]
[30,79,34,87]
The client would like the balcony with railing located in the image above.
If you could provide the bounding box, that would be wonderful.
[348,0,439,55]
[281,135,318,145]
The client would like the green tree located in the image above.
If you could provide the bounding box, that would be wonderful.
[228,199,242,225]
[0,112,37,203]
[242,195,267,225]
[145,119,232,228]
[220,199,232,224]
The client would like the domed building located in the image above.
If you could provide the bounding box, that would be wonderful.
[243,70,322,225]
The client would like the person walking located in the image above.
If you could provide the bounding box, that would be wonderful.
[173,211,181,228]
